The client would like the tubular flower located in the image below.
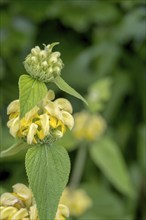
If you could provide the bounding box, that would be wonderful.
[0,183,69,220]
[73,111,106,141]
[60,188,92,217]
[7,90,74,145]
[24,43,63,82]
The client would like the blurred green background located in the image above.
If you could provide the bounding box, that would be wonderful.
[0,1,145,220]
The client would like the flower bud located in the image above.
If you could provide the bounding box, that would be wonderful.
[24,43,63,82]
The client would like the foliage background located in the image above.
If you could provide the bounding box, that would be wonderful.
[0,0,145,220]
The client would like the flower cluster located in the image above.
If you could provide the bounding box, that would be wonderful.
[60,188,92,217]
[24,43,63,82]
[7,90,74,145]
[73,111,106,141]
[0,183,69,220]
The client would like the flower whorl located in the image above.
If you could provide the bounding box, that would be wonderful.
[24,43,63,82]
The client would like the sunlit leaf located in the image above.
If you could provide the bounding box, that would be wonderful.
[19,74,47,118]
[25,144,70,220]
[54,76,88,105]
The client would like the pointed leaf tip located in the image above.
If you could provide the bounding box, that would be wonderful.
[54,76,88,105]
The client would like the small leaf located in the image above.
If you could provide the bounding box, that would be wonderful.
[19,75,47,118]
[0,140,28,158]
[54,76,88,105]
[89,137,135,197]
[25,143,70,220]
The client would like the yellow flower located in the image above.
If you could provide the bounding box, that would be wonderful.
[7,117,20,137]
[7,90,74,145]
[60,188,92,217]
[39,113,50,136]
[7,100,20,115]
[27,123,38,145]
[0,183,69,220]
[73,111,106,141]
[55,204,69,220]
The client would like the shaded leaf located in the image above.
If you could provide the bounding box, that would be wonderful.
[0,140,28,158]
[89,136,135,197]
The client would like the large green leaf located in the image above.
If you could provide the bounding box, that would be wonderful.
[25,144,70,220]
[0,140,28,158]
[19,74,47,118]
[54,76,88,105]
[89,137,134,197]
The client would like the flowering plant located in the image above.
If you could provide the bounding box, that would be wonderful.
[1,43,86,220]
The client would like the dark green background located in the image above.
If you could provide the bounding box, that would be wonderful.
[0,1,145,219]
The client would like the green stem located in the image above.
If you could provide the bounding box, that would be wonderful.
[69,144,87,189]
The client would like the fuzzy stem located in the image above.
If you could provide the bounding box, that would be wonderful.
[69,144,87,189]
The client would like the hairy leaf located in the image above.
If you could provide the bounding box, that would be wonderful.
[25,144,70,220]
[19,74,47,118]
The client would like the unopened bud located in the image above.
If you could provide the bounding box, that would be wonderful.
[24,43,63,82]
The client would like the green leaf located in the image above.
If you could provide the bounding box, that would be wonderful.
[0,140,28,158]
[19,74,47,118]
[25,144,70,220]
[54,76,88,105]
[89,137,135,197]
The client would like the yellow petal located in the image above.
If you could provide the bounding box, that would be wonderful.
[11,208,28,220]
[40,113,50,136]
[37,130,45,140]
[0,193,19,206]
[43,90,55,105]
[29,205,38,220]
[54,98,73,113]
[10,117,20,137]
[7,118,14,128]
[7,100,20,115]
[45,101,62,120]
[27,123,38,144]
[12,183,32,202]
[0,206,18,219]
[58,204,70,217]
[50,116,57,128]
[55,204,69,220]
[9,112,19,120]
[61,111,74,130]
[57,120,66,134]
[53,130,63,138]
[25,106,39,121]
